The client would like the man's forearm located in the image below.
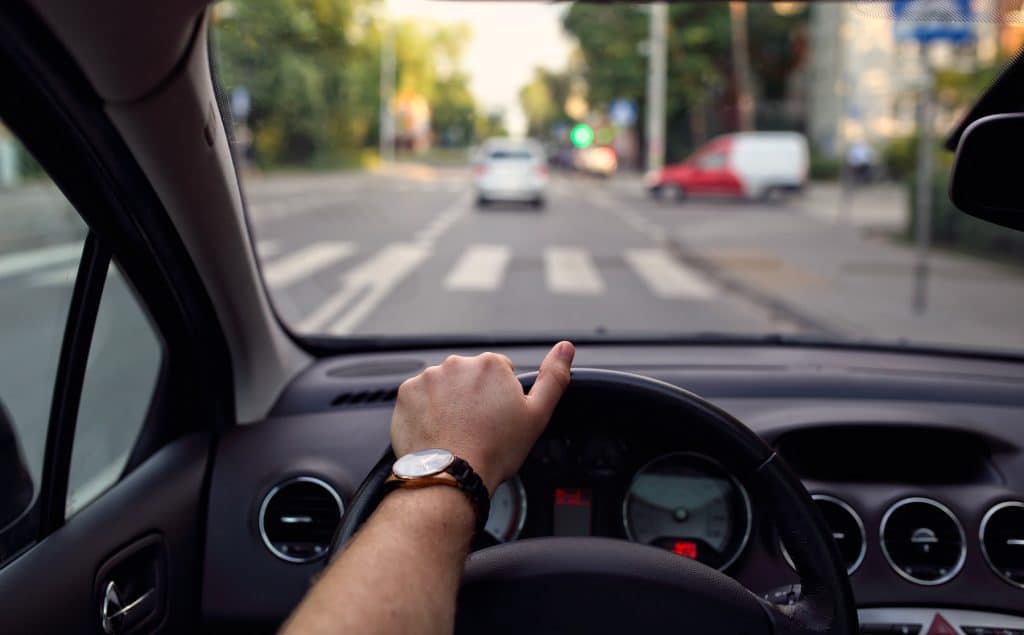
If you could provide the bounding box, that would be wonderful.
[282,486,475,635]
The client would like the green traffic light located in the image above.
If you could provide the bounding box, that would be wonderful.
[570,123,594,148]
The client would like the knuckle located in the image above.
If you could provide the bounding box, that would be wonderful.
[479,352,501,366]
[443,354,461,367]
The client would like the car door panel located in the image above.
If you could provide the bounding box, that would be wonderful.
[0,433,210,634]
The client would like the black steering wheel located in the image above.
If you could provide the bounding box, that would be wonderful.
[329,369,857,635]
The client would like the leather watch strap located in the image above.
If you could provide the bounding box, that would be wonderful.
[443,457,491,533]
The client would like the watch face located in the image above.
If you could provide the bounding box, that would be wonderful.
[393,448,455,479]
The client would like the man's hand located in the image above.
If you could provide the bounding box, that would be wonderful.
[390,341,575,494]
[281,342,575,635]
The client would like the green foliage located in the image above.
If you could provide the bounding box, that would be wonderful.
[519,67,572,137]
[809,155,841,181]
[213,0,486,168]
[562,3,807,159]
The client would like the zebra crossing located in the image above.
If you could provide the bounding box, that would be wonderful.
[258,239,722,334]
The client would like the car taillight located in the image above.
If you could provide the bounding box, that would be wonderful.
[474,164,487,177]
[537,165,549,178]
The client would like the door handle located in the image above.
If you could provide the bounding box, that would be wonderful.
[100,580,155,635]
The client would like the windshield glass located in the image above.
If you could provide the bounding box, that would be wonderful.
[211,0,1024,353]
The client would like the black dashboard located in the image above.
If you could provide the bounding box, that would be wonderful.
[201,344,1024,633]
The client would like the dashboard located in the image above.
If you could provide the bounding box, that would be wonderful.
[201,344,1024,633]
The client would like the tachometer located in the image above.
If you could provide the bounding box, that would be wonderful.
[483,476,527,543]
[623,452,751,570]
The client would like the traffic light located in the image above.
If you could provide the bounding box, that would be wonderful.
[570,123,594,149]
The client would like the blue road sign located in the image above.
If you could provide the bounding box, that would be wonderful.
[609,99,638,128]
[893,0,974,43]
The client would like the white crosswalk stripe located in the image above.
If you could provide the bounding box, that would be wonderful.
[0,242,82,280]
[444,245,510,291]
[624,248,717,300]
[544,246,604,295]
[263,241,356,287]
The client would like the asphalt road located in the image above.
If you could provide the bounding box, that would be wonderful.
[246,168,798,339]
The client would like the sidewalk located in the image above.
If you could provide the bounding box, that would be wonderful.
[671,194,1024,352]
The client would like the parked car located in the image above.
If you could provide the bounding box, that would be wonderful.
[573,145,618,177]
[647,132,808,201]
[474,138,548,208]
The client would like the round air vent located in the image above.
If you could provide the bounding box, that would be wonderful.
[881,497,965,585]
[781,494,866,574]
[980,501,1024,588]
[259,476,344,563]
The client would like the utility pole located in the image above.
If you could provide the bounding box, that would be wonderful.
[913,43,934,315]
[646,3,668,172]
[379,26,397,164]
[729,1,755,131]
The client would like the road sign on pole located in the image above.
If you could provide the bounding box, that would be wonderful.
[609,99,638,128]
[893,0,973,314]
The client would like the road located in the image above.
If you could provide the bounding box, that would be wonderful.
[5,165,1024,512]
[246,167,798,338]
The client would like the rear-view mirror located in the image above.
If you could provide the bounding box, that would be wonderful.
[950,113,1024,231]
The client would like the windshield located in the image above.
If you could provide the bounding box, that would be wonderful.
[211,0,1024,353]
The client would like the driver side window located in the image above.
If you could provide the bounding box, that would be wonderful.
[0,123,164,565]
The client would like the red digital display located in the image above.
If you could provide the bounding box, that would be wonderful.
[552,488,592,536]
[554,487,592,507]
[671,540,699,559]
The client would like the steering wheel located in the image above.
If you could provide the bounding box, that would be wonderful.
[329,368,857,635]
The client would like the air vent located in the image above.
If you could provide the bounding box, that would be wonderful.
[259,477,343,563]
[330,387,398,408]
[981,501,1024,588]
[781,494,865,574]
[881,497,965,585]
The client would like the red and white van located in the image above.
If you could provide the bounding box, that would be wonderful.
[647,132,809,201]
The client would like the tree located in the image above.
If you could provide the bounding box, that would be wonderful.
[519,67,572,138]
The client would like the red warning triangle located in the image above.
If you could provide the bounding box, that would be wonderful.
[926,613,957,635]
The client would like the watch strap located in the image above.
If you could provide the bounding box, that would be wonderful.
[444,457,490,533]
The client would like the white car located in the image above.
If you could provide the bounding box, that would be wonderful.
[474,138,548,208]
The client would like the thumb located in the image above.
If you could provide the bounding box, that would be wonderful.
[527,341,575,419]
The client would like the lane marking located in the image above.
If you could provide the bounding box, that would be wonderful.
[544,246,605,295]
[444,244,511,291]
[0,242,82,280]
[257,240,281,258]
[296,193,470,334]
[624,247,717,300]
[263,241,356,287]
[25,264,79,287]
[326,243,432,335]
[414,192,472,246]
[586,193,667,242]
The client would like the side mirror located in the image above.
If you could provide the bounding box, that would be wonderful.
[949,113,1024,231]
[0,399,33,531]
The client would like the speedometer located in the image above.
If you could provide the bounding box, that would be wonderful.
[483,476,527,543]
[623,452,751,570]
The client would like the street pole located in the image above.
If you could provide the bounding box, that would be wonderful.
[913,43,934,315]
[646,2,668,173]
[729,1,755,132]
[379,26,397,164]
[835,4,852,224]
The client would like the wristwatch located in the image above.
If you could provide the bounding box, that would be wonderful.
[384,448,491,532]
